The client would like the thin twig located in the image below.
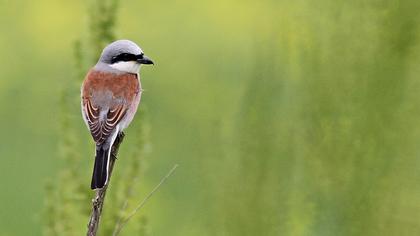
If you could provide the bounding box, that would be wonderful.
[112,175,139,233]
[113,199,129,233]
[112,164,179,236]
[87,133,125,236]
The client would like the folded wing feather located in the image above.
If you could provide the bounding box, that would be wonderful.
[84,98,126,145]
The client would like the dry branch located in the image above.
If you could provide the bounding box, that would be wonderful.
[87,132,125,236]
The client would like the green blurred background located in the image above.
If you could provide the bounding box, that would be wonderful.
[1,0,420,235]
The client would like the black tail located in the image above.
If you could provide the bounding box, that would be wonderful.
[91,146,110,189]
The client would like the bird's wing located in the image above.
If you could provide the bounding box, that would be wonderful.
[83,98,127,145]
[81,69,139,145]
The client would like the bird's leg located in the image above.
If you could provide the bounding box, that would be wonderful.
[111,132,125,161]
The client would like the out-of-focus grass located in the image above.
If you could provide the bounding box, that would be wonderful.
[1,0,420,235]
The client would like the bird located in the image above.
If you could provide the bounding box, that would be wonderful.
[81,39,154,189]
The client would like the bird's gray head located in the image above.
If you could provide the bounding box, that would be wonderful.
[97,39,154,73]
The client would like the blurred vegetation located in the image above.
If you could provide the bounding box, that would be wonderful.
[44,0,150,235]
[1,0,420,236]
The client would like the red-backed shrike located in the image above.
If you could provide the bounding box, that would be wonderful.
[81,40,154,189]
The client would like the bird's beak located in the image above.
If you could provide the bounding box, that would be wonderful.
[137,55,154,65]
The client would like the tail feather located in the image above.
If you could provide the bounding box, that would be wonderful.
[91,146,110,189]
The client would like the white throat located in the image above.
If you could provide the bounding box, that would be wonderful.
[109,61,140,73]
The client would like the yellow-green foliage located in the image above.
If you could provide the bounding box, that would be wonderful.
[1,0,420,236]
[44,0,150,235]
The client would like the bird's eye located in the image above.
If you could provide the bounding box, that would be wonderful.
[123,53,131,60]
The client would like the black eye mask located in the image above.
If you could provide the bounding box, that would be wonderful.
[111,53,143,64]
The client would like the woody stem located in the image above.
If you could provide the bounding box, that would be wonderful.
[87,132,125,236]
